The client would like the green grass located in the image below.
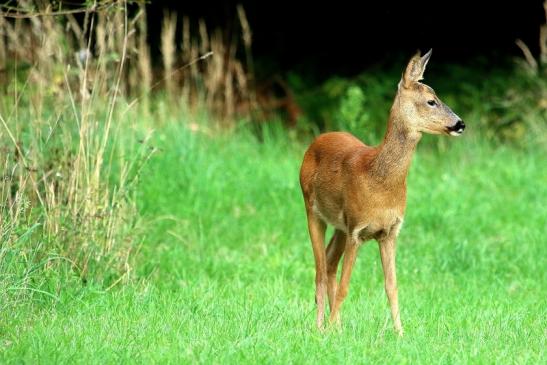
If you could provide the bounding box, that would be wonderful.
[2,119,545,364]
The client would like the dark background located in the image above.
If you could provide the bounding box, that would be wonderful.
[145,0,545,78]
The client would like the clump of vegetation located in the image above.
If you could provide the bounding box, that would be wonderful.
[0,1,148,307]
[291,60,545,146]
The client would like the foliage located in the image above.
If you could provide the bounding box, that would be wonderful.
[290,63,546,146]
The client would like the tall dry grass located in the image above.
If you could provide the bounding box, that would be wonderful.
[0,1,152,305]
[0,1,261,306]
[0,1,258,118]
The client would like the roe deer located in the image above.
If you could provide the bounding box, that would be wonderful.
[299,50,465,336]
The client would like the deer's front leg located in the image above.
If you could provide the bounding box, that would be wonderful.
[378,235,403,336]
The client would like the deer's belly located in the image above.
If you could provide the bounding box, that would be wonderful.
[312,200,404,240]
[352,215,403,243]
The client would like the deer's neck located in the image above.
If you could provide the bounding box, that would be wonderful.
[370,112,421,185]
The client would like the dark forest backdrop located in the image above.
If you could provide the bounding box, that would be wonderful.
[146,1,544,77]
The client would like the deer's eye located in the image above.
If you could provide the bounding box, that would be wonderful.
[427,100,437,107]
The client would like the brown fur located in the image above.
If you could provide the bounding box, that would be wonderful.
[299,50,464,335]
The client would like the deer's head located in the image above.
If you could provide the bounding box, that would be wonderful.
[396,50,465,136]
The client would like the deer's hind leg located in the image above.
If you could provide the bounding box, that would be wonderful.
[329,235,359,324]
[306,212,327,330]
[326,230,346,312]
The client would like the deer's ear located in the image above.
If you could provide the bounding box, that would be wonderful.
[402,49,432,88]
[420,48,432,71]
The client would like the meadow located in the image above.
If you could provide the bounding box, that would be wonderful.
[2,111,546,363]
[1,3,546,364]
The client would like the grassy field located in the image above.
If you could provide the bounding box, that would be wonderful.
[2,114,545,363]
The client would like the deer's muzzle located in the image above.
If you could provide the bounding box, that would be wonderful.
[447,120,466,136]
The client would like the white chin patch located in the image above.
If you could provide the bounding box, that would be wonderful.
[450,129,463,136]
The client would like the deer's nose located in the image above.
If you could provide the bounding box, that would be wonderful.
[448,120,465,135]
